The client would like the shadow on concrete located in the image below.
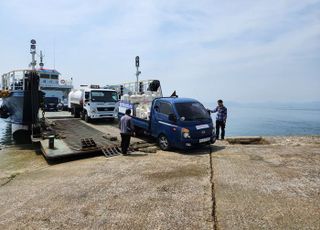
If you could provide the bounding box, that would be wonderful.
[43,151,104,165]
[125,152,149,157]
[133,135,155,143]
[210,145,226,153]
[86,118,118,127]
[175,145,226,156]
[13,143,35,150]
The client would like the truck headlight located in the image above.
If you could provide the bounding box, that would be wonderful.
[182,128,191,138]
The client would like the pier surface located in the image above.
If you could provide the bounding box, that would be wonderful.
[0,117,319,229]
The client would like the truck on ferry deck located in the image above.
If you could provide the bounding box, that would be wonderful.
[44,97,59,111]
[68,85,118,122]
[114,80,216,150]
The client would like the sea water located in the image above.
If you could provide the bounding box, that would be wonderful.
[1,102,320,146]
[0,99,14,147]
[206,103,320,136]
[0,118,14,147]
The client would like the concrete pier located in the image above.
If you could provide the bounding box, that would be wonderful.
[1,136,319,229]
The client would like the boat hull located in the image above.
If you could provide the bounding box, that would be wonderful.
[0,71,42,137]
[2,91,36,125]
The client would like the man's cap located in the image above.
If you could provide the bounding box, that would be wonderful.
[125,109,131,115]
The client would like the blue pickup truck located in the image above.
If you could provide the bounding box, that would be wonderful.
[119,97,216,150]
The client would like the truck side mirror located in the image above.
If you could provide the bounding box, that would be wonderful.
[154,105,159,112]
[168,114,177,122]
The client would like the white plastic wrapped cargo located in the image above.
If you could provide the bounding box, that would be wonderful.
[122,94,129,102]
[146,93,153,102]
[137,94,143,103]
[129,94,138,103]
[130,94,143,104]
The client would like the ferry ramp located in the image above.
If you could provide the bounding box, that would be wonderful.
[40,119,128,159]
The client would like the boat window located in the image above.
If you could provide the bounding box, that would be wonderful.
[91,91,118,102]
[51,75,58,79]
[175,102,210,121]
[40,74,50,79]
[159,102,173,115]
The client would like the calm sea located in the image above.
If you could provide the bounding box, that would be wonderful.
[0,118,14,147]
[205,103,320,136]
[1,102,320,146]
[0,99,14,147]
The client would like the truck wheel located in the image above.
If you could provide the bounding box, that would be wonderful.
[158,134,170,151]
[84,113,90,123]
[80,111,85,120]
[73,108,80,118]
[73,108,77,118]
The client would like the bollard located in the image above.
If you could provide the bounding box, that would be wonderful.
[48,135,55,149]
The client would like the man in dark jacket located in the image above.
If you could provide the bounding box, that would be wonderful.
[119,109,134,155]
[211,99,227,140]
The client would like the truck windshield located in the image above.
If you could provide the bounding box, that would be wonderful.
[175,102,210,121]
[91,91,118,102]
[44,97,58,104]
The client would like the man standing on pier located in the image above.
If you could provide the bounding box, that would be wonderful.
[119,109,135,155]
[210,99,227,140]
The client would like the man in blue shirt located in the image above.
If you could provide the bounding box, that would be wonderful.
[211,99,227,140]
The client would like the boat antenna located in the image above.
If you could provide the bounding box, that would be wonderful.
[39,50,44,69]
[135,56,141,93]
[30,39,37,70]
[53,38,56,70]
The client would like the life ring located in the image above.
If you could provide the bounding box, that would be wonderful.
[60,79,66,84]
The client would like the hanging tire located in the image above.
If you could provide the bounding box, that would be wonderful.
[158,134,170,151]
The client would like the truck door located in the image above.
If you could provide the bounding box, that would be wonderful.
[151,101,178,142]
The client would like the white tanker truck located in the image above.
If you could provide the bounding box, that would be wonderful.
[68,85,118,122]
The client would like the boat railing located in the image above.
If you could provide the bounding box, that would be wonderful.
[1,70,28,91]
[1,69,47,91]
[106,79,162,96]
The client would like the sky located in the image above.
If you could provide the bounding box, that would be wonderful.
[0,0,319,103]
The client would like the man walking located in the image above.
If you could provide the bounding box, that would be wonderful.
[119,109,134,155]
[211,99,227,140]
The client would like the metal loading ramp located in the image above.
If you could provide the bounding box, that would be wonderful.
[40,119,131,159]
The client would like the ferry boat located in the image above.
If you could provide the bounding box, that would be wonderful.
[0,40,73,138]
[0,40,42,138]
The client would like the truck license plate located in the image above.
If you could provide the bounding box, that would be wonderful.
[199,137,210,143]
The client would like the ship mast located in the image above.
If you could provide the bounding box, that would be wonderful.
[39,50,44,70]
[30,39,37,70]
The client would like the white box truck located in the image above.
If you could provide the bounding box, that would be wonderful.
[68,85,118,122]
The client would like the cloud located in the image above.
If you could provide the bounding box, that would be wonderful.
[0,0,319,102]
[0,0,117,26]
